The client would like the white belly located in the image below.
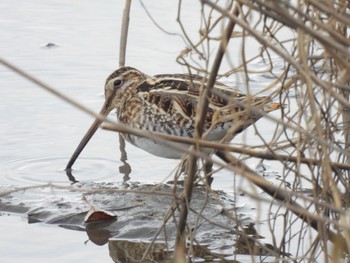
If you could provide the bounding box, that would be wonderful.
[124,134,187,159]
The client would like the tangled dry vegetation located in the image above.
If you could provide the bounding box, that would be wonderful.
[166,0,350,262]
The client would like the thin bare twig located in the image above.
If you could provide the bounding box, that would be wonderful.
[174,3,240,260]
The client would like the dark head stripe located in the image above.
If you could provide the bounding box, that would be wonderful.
[105,66,140,86]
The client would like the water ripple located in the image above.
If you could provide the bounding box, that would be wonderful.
[1,156,120,185]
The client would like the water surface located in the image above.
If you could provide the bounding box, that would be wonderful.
[0,1,290,262]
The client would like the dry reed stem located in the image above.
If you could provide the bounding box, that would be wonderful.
[100,122,350,170]
[117,0,132,181]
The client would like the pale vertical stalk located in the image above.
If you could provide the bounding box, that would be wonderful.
[174,2,240,261]
[119,0,132,68]
[118,0,132,165]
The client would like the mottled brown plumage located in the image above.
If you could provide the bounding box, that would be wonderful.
[66,66,280,170]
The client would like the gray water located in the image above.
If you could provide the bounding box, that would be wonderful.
[0,1,295,262]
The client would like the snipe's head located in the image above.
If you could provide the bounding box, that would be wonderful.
[65,66,147,172]
[104,66,147,111]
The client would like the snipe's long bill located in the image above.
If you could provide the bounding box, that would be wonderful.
[65,66,280,171]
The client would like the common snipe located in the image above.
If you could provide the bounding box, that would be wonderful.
[66,67,280,170]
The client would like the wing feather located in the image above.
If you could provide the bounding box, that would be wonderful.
[125,73,273,138]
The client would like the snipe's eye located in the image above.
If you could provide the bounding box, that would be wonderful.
[114,79,123,88]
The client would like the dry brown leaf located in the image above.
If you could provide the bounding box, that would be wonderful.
[83,196,117,223]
